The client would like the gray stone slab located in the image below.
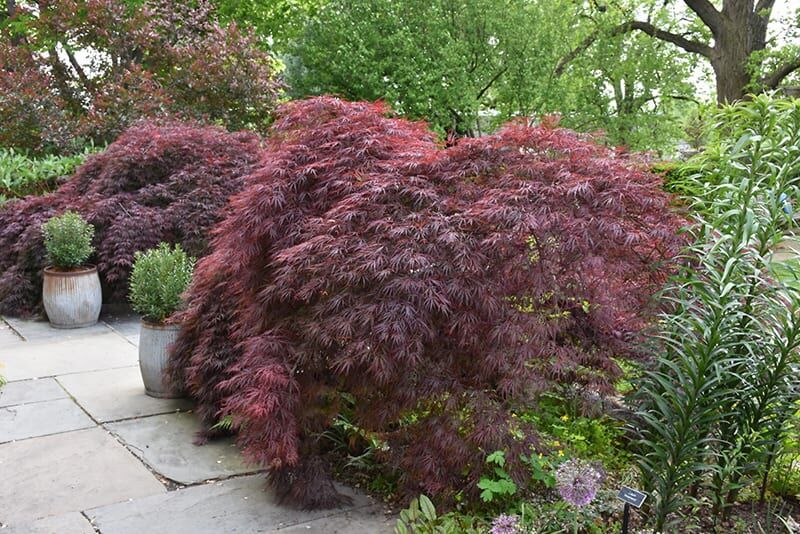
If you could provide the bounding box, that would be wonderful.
[0,332,138,381]
[101,307,142,346]
[0,397,95,443]
[107,412,257,484]
[276,508,394,533]
[87,474,378,534]
[0,427,165,523]
[0,378,66,407]
[0,319,24,348]
[57,366,191,422]
[1,512,95,534]
[3,316,112,342]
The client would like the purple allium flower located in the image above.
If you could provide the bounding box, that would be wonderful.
[555,459,605,507]
[490,513,521,534]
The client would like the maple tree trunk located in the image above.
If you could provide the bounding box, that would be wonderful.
[711,0,768,103]
[711,48,751,104]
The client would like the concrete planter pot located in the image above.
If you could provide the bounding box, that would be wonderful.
[42,265,102,328]
[139,320,181,398]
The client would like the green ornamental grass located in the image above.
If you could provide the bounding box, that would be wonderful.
[129,243,195,324]
[41,211,95,270]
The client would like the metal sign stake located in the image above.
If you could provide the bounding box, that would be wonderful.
[621,502,631,534]
[616,486,647,534]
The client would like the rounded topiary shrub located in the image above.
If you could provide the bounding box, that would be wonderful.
[167,97,686,509]
[129,243,195,324]
[0,121,263,316]
[41,211,95,270]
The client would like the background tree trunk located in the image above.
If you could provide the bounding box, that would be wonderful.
[559,0,799,105]
[711,39,753,103]
[711,0,768,103]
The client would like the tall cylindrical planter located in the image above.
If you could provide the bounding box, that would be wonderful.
[139,320,181,398]
[42,266,102,329]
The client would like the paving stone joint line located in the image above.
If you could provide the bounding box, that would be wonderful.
[100,320,140,348]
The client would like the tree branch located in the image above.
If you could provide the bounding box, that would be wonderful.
[46,47,83,112]
[63,45,92,93]
[762,55,800,89]
[476,66,508,101]
[629,21,713,58]
[555,20,712,76]
[555,28,604,76]
[755,0,777,14]
[683,0,722,34]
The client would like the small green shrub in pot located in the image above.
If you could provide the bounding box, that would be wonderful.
[40,211,102,328]
[42,210,94,270]
[129,243,195,324]
[129,243,195,398]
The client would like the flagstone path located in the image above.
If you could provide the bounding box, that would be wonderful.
[0,308,393,533]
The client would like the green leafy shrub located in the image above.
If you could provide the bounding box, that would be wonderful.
[516,392,631,473]
[478,451,518,504]
[129,243,195,324]
[650,160,705,199]
[395,495,483,534]
[0,147,96,202]
[767,408,800,500]
[633,94,800,530]
[41,211,95,270]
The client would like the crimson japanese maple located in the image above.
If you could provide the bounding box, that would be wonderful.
[167,97,684,508]
[0,122,262,315]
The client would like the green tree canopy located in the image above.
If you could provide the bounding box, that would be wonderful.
[287,0,699,152]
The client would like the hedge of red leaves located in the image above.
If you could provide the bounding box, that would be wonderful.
[0,122,262,316]
[167,97,685,509]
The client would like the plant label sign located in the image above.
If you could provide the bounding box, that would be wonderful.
[617,486,647,508]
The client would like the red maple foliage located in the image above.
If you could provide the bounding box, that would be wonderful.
[167,97,685,508]
[0,122,263,315]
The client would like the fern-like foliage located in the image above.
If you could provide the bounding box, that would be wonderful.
[0,122,262,315]
[167,97,685,509]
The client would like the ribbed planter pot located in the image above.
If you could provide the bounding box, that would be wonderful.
[139,320,181,398]
[42,266,102,329]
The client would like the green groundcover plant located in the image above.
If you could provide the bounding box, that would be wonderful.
[129,243,195,324]
[41,211,95,270]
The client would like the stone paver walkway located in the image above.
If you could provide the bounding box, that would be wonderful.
[0,309,392,533]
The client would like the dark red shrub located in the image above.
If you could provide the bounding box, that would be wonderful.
[0,122,263,316]
[167,97,685,508]
[0,44,78,153]
[0,0,281,154]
